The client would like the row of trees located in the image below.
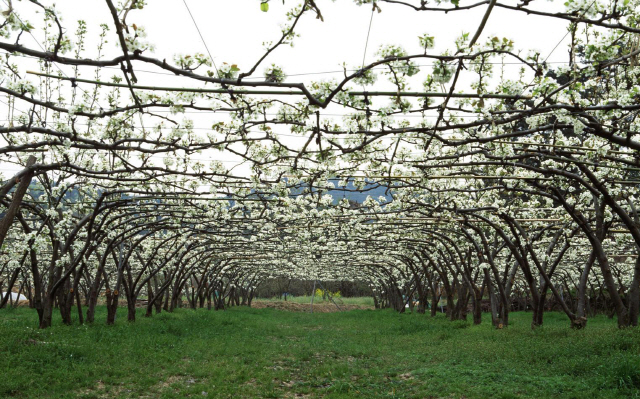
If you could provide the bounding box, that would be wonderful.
[1,0,639,329]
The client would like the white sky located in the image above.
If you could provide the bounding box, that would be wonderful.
[1,0,572,176]
[50,0,571,85]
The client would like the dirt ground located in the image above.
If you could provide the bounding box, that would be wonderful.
[251,300,374,312]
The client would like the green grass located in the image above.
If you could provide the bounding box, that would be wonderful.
[0,306,639,399]
[261,295,375,306]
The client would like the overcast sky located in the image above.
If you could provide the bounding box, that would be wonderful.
[42,1,570,84]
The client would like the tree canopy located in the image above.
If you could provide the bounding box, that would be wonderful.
[1,0,640,329]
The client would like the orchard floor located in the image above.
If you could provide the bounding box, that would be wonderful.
[251,298,374,312]
[1,306,639,399]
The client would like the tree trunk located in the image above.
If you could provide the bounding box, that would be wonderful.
[597,254,629,327]
[106,289,119,325]
[576,252,596,318]
[58,279,73,325]
[628,256,640,327]
[471,287,482,325]
[75,288,84,324]
[430,293,438,316]
[0,267,21,309]
[484,268,503,328]
[86,285,100,324]
[39,296,54,329]
[127,296,136,322]
[0,156,36,249]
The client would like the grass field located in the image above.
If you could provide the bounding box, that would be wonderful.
[1,306,639,399]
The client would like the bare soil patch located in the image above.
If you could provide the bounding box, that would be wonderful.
[251,300,373,312]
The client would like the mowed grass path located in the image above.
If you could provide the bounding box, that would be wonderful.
[1,307,639,399]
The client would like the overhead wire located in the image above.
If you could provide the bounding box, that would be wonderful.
[181,0,221,78]
[0,53,609,82]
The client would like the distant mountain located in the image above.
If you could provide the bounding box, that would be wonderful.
[290,178,393,204]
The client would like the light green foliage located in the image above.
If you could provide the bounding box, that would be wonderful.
[314,288,341,299]
[432,59,454,84]
[264,64,286,83]
[352,67,377,87]
[217,62,241,79]
[418,33,435,52]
